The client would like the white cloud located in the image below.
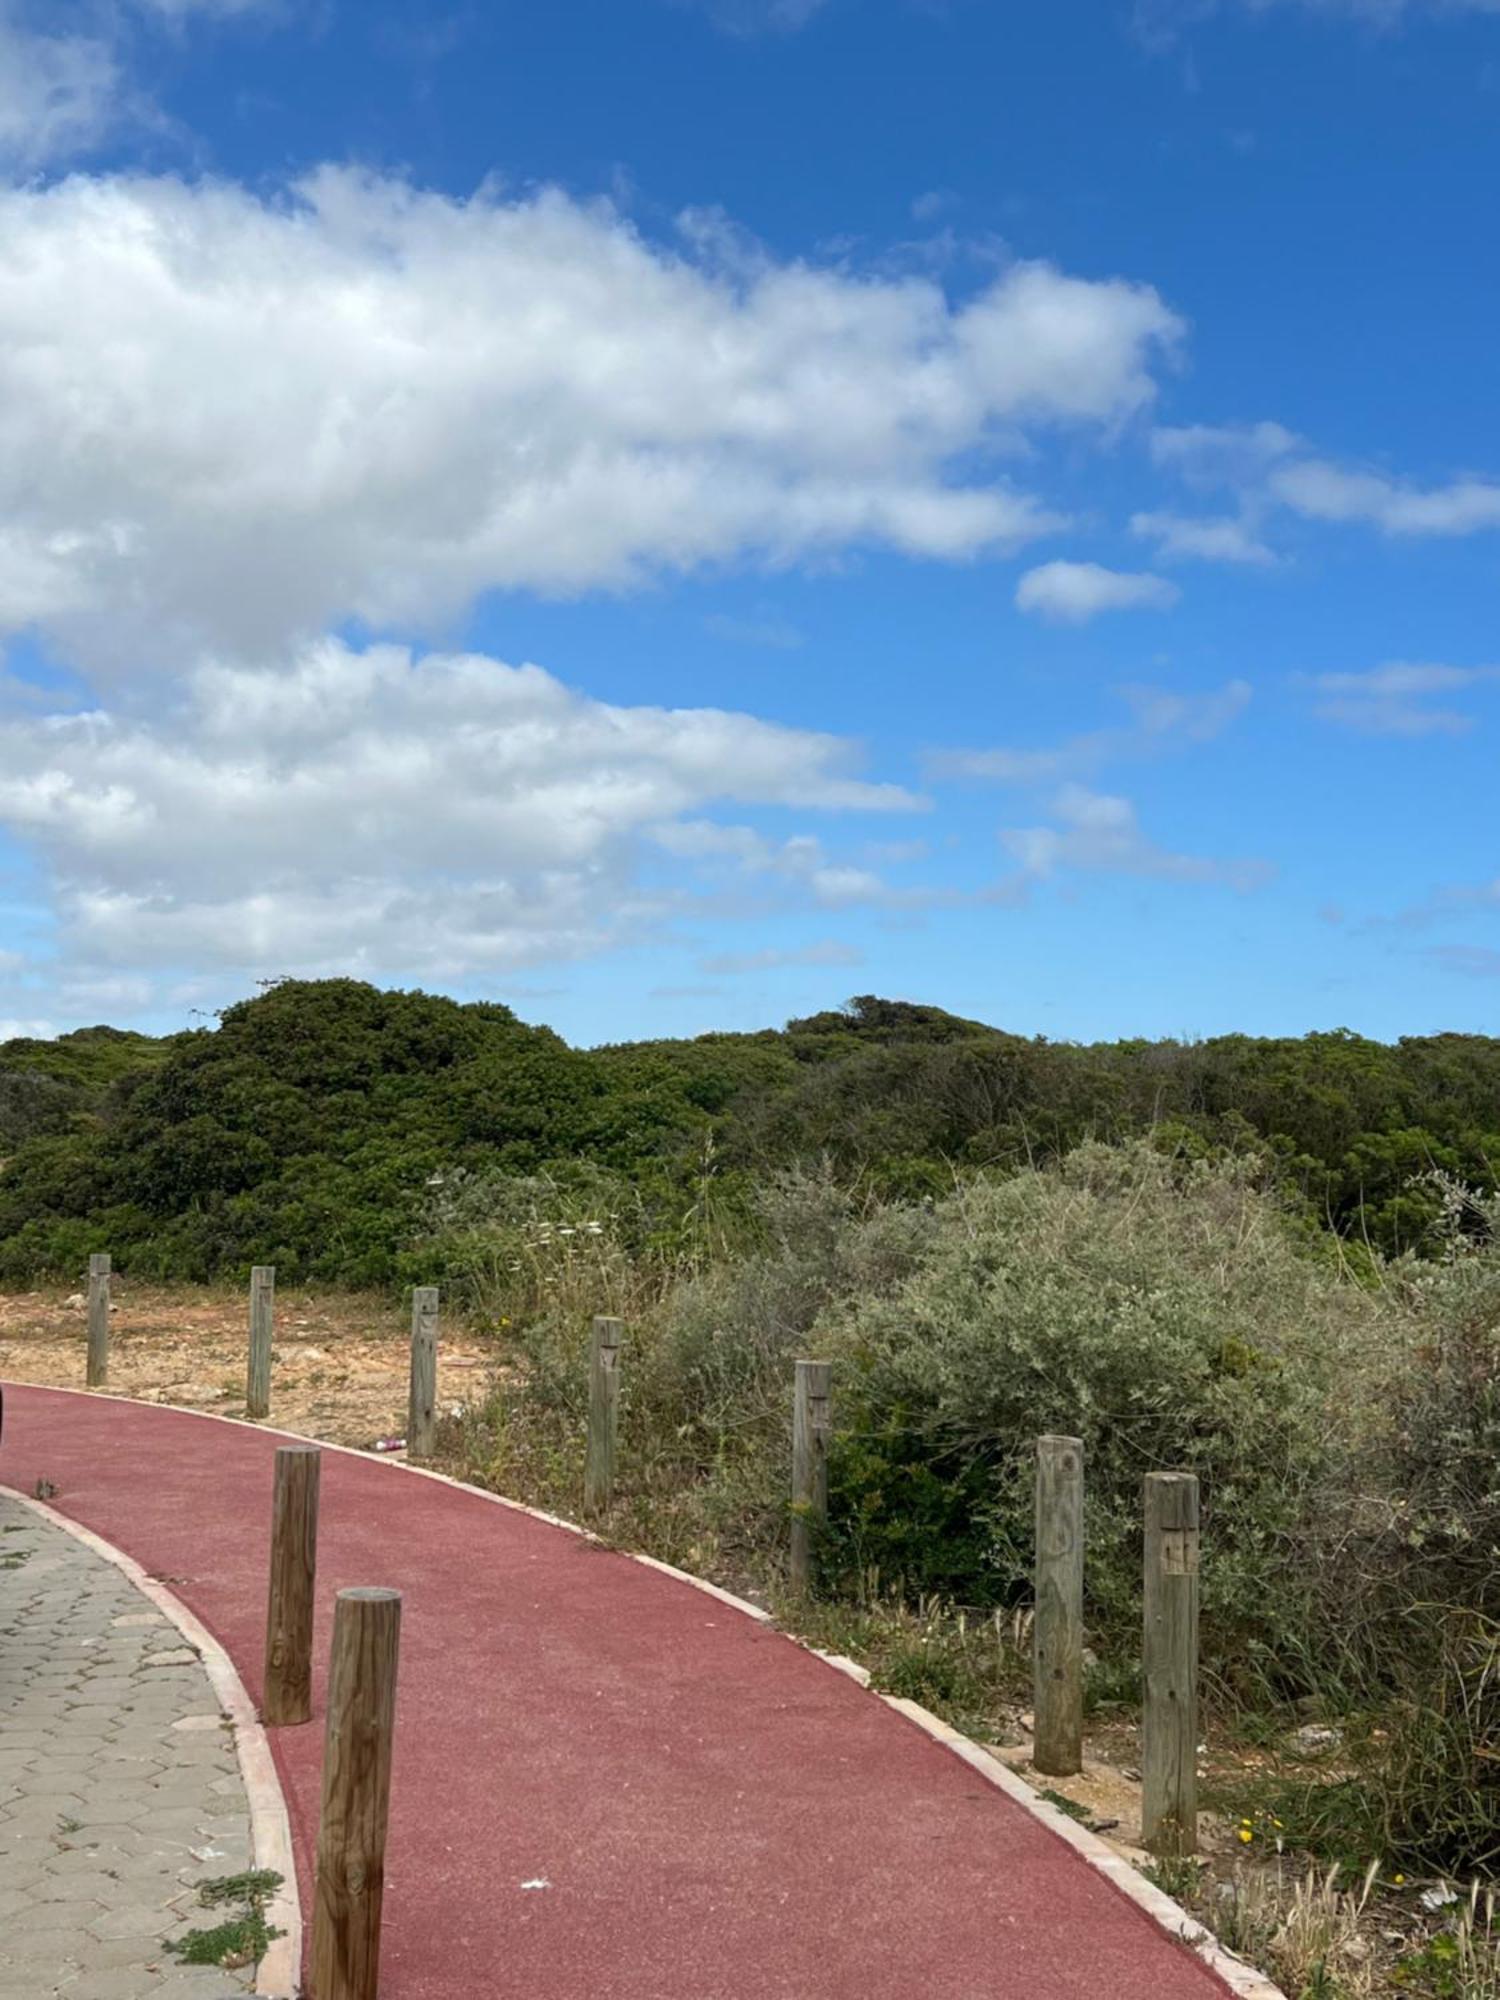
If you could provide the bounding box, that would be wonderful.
[1130,509,1276,564]
[699,940,862,975]
[137,0,273,13]
[1271,459,1500,537]
[0,637,919,984]
[1149,420,1299,484]
[0,170,1181,670]
[1000,783,1271,890]
[674,0,832,32]
[931,679,1250,784]
[0,1015,58,1039]
[1151,420,1500,543]
[0,0,277,170]
[1015,560,1180,624]
[1139,0,1500,36]
[703,611,805,650]
[1266,0,1500,15]
[0,10,120,167]
[648,821,921,910]
[1304,661,1500,735]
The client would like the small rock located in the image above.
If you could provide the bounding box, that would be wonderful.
[1293,1723,1343,1755]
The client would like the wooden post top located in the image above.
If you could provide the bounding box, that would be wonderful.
[1144,1470,1199,1525]
[336,1586,402,1605]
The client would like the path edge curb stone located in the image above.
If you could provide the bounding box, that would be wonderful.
[4,1381,1286,2000]
[0,1473,302,2000]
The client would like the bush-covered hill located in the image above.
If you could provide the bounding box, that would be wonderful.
[0,977,1497,1281]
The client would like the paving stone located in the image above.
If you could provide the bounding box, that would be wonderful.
[0,1498,257,1999]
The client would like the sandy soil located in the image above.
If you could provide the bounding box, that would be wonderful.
[0,1281,495,1449]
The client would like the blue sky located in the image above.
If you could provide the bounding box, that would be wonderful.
[0,0,1495,1046]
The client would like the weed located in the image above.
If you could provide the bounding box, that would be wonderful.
[1144,1855,1201,1902]
[1039,1788,1092,1824]
[166,1870,283,1970]
[1394,1885,1500,1999]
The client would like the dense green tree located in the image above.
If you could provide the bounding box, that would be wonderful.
[0,981,1496,1281]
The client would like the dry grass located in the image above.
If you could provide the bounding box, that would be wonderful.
[0,1280,494,1447]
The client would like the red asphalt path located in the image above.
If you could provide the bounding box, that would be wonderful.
[2,1383,1233,2000]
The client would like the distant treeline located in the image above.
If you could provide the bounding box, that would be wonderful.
[0,979,1494,1282]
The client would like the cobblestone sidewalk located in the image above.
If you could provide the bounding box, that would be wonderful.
[0,1495,266,2000]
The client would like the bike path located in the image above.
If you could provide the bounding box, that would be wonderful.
[2,1382,1238,2000]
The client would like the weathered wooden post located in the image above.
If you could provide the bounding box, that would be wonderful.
[790,1359,832,1597]
[584,1315,623,1514]
[247,1265,275,1420]
[311,1587,402,2000]
[85,1253,110,1388]
[263,1444,321,1727]
[407,1287,439,1459]
[1142,1470,1200,1857]
[1034,1434,1085,1777]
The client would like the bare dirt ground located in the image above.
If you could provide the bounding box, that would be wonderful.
[0,1281,496,1448]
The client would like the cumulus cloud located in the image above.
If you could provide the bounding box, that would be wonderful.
[1130,509,1276,564]
[137,0,273,13]
[1014,560,1180,624]
[698,941,862,975]
[1150,419,1500,543]
[0,170,1181,671]
[676,0,832,29]
[1271,460,1500,537]
[703,611,805,650]
[0,0,276,169]
[1138,0,1500,37]
[0,10,120,167]
[649,821,927,910]
[1149,420,1300,485]
[1000,783,1271,890]
[1304,662,1500,735]
[931,679,1250,784]
[0,638,918,984]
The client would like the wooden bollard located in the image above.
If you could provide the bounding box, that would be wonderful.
[584,1315,623,1514]
[311,1587,402,2000]
[85,1253,110,1388]
[407,1287,439,1459]
[1034,1434,1085,1777]
[1142,1470,1200,1857]
[247,1264,275,1420]
[789,1359,832,1596]
[263,1444,321,1727]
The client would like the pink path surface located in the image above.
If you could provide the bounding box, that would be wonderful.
[2,1383,1232,2000]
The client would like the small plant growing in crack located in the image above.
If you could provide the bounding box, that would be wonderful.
[166,1869,284,1969]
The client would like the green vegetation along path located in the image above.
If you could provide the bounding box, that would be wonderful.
[2,1383,1258,2000]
